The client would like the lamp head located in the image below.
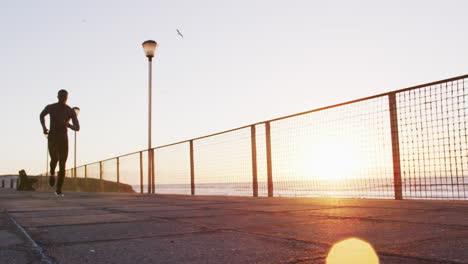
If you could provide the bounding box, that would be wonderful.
[142,40,158,58]
[72,107,80,116]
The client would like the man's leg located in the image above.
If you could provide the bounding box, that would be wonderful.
[56,138,69,193]
[48,138,58,186]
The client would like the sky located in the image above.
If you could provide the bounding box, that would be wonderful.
[1,0,467,175]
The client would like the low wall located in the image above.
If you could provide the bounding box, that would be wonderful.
[31,176,135,193]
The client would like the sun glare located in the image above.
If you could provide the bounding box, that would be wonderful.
[326,238,379,264]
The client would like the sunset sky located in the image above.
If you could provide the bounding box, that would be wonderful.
[1,0,467,175]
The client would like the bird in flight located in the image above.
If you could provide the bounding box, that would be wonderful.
[176,29,184,38]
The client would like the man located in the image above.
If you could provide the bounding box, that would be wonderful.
[40,90,80,196]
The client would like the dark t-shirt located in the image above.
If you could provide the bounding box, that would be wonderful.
[40,103,79,139]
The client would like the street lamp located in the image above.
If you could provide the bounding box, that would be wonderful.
[72,107,80,178]
[142,40,158,194]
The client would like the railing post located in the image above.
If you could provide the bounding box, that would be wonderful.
[72,168,77,192]
[116,157,120,193]
[190,140,195,195]
[389,92,403,200]
[83,165,87,192]
[151,150,155,194]
[10,179,13,188]
[251,125,258,197]
[265,122,274,197]
[148,150,152,194]
[139,151,143,194]
[99,161,103,192]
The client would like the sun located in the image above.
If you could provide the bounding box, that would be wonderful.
[293,135,363,181]
[326,238,379,264]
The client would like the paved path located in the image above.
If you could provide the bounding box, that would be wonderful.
[0,189,467,264]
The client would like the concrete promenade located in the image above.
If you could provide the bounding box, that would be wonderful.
[0,189,467,264]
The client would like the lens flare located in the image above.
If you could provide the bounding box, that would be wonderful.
[326,238,379,264]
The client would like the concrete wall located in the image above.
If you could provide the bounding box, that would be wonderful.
[31,176,135,193]
[0,175,135,193]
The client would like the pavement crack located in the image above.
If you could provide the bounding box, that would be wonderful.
[227,229,329,248]
[22,219,164,229]
[5,210,56,264]
[44,230,222,247]
[378,251,468,264]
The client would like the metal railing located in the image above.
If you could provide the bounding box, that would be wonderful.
[40,74,468,200]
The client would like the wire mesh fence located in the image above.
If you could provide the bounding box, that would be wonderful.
[41,74,468,200]
[87,162,100,180]
[397,78,468,199]
[269,96,394,198]
[193,128,253,196]
[154,143,191,195]
[119,152,144,193]
[76,166,85,178]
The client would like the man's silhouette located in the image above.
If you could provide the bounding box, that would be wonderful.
[40,90,80,196]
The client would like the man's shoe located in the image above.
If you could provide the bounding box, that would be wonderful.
[54,191,64,197]
[49,175,55,187]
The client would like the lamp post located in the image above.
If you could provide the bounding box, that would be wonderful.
[72,107,80,178]
[45,133,49,189]
[142,40,158,194]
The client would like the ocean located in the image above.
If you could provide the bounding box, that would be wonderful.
[132,176,468,200]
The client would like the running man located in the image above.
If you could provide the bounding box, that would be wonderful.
[40,90,80,196]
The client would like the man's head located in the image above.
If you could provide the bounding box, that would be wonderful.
[57,89,68,104]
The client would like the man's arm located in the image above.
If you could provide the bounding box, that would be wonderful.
[68,110,80,131]
[39,106,49,134]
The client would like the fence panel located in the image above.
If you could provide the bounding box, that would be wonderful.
[397,78,468,199]
[73,166,86,192]
[119,152,143,193]
[76,166,85,178]
[86,163,100,179]
[270,96,394,198]
[193,128,253,196]
[254,124,269,197]
[154,143,191,195]
[84,162,100,192]
[101,159,117,192]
